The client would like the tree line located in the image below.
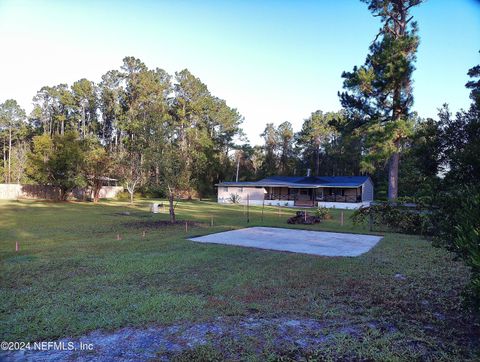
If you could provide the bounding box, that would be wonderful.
[0,57,245,205]
[0,0,478,208]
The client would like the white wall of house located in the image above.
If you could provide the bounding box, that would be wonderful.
[217,186,266,204]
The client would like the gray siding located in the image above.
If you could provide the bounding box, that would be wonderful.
[361,178,374,201]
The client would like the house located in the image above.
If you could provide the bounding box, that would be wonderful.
[216,175,373,209]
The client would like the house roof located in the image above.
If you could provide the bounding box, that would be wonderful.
[216,175,370,188]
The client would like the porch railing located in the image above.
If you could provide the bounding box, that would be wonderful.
[320,195,361,203]
[264,193,296,201]
[264,193,362,203]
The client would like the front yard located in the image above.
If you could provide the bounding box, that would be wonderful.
[0,200,478,360]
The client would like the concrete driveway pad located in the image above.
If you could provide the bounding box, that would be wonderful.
[189,227,382,257]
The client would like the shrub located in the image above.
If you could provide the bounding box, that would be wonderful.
[431,186,480,313]
[116,190,141,201]
[315,206,331,220]
[351,202,431,235]
[228,193,241,204]
[140,185,166,198]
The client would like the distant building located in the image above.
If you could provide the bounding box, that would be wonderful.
[216,175,373,209]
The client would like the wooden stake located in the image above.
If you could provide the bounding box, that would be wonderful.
[261,200,265,222]
[142,230,146,238]
[247,194,250,223]
[211,216,214,227]
[304,209,307,222]
[340,211,344,226]
[15,241,19,252]
[185,221,188,233]
[116,233,121,241]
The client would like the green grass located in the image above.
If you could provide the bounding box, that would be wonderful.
[0,199,478,360]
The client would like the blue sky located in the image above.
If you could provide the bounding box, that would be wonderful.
[0,0,479,144]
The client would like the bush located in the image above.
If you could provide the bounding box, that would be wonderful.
[228,193,241,204]
[140,185,166,198]
[351,202,431,235]
[116,190,142,201]
[315,206,331,220]
[431,186,480,313]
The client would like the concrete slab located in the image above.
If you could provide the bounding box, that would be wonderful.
[189,227,382,257]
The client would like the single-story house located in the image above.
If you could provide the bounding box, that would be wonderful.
[216,175,373,209]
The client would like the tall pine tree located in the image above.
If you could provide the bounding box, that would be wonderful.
[339,0,422,200]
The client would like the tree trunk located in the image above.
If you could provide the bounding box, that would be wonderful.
[389,70,403,201]
[235,156,240,182]
[60,188,68,201]
[386,4,409,201]
[93,182,101,203]
[82,104,86,138]
[129,190,134,205]
[169,192,175,223]
[3,136,7,183]
[315,144,320,176]
[388,151,399,200]
[8,127,12,183]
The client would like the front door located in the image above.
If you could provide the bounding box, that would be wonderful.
[294,189,314,206]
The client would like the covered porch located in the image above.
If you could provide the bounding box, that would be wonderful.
[264,186,362,207]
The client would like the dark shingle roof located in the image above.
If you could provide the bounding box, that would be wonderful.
[217,175,370,188]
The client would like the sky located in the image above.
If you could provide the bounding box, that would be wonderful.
[0,0,479,145]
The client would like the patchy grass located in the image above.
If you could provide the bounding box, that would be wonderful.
[0,199,478,360]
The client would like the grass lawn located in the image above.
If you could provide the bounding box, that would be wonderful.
[0,199,478,360]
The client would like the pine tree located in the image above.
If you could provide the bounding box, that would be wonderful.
[339,0,423,200]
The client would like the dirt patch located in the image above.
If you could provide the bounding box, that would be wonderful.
[287,211,321,224]
[123,220,206,230]
[0,317,398,362]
